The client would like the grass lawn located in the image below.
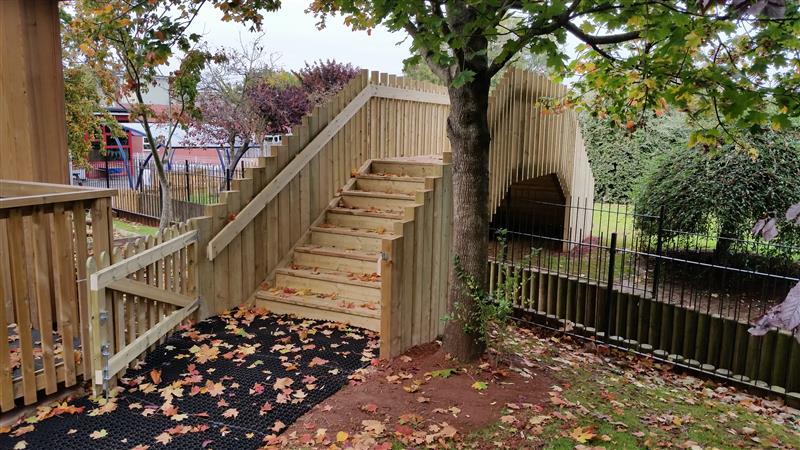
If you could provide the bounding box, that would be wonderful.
[113,219,158,237]
[462,327,800,449]
[590,202,720,251]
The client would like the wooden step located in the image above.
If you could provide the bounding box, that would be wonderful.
[339,191,418,211]
[293,245,380,273]
[355,174,427,195]
[371,160,443,177]
[255,290,380,331]
[310,225,396,251]
[326,207,402,231]
[275,267,380,303]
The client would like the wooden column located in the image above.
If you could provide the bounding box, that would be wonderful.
[1,0,68,184]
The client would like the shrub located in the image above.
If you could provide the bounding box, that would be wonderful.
[633,129,800,257]
[579,112,689,202]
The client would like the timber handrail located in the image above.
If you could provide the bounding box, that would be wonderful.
[0,179,116,210]
[90,229,198,289]
[205,84,450,261]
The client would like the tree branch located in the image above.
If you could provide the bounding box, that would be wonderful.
[563,21,640,45]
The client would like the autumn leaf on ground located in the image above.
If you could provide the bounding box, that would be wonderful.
[471,381,488,391]
[308,356,329,367]
[398,413,424,425]
[403,383,420,393]
[273,377,294,390]
[362,419,386,435]
[155,432,172,445]
[500,415,517,424]
[150,369,161,385]
[271,421,286,433]
[361,403,379,413]
[571,426,597,443]
[336,431,349,442]
[221,408,239,419]
[13,441,27,450]
[430,368,457,378]
[89,429,108,439]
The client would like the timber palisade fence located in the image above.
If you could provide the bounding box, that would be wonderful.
[78,158,247,224]
[489,198,800,406]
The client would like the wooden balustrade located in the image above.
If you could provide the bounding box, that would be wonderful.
[0,180,115,411]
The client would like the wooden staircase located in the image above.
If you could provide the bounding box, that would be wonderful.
[255,157,445,331]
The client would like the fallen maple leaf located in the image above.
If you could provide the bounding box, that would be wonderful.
[471,381,488,391]
[308,356,329,367]
[271,420,286,433]
[273,377,294,390]
[90,429,108,440]
[221,408,239,419]
[570,426,597,443]
[150,369,161,385]
[336,431,349,442]
[361,403,379,413]
[430,368,457,378]
[500,415,517,424]
[155,432,172,445]
[362,419,386,435]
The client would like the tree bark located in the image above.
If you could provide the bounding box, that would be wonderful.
[442,71,493,362]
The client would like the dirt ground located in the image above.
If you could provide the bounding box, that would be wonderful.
[278,341,553,448]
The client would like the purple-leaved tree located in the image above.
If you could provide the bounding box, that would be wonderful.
[295,60,360,106]
[247,82,311,136]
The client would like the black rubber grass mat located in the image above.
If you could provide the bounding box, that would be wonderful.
[0,308,379,450]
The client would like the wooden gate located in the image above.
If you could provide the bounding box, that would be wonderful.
[86,223,200,395]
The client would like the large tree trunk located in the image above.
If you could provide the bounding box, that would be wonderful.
[442,72,492,362]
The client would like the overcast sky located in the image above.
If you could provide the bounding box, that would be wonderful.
[188,2,412,74]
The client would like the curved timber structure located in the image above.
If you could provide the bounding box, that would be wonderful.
[488,69,595,244]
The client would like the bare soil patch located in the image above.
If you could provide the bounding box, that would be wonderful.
[282,341,553,448]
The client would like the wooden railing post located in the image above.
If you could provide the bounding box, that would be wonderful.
[87,252,111,397]
[190,216,215,319]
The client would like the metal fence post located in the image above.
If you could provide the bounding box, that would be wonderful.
[652,206,665,298]
[605,232,617,343]
[226,168,231,191]
[104,153,110,189]
[185,160,191,201]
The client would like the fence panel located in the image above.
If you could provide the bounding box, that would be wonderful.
[77,158,247,223]
[490,198,800,406]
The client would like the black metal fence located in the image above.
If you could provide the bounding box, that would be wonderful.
[74,158,247,223]
[490,199,800,404]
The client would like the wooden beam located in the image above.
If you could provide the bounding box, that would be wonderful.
[1,0,69,184]
[107,278,195,308]
[372,85,450,105]
[0,188,116,210]
[106,299,199,377]
[90,230,197,289]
